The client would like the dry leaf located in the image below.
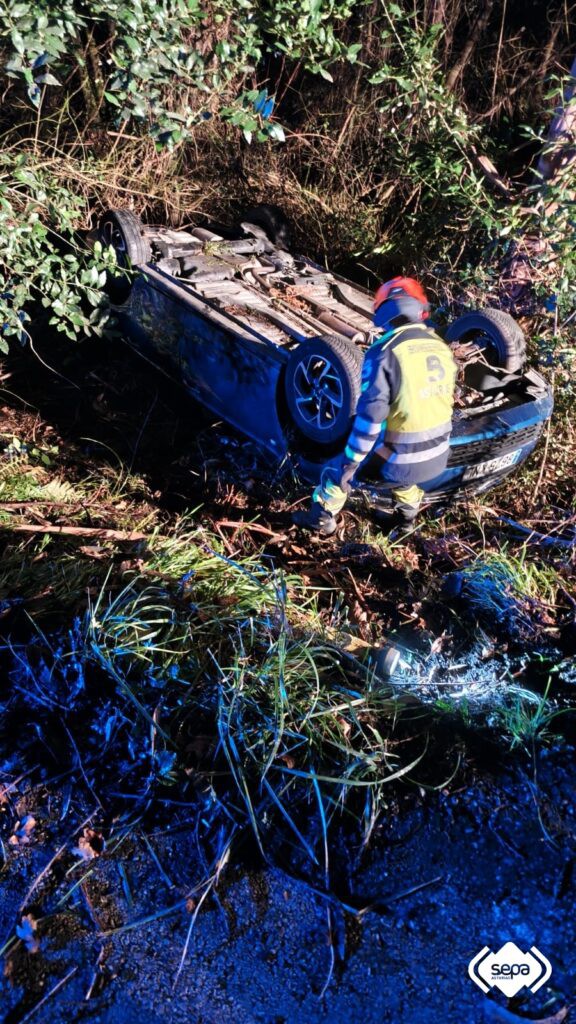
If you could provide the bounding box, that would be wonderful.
[336,715,352,740]
[16,914,39,954]
[402,548,420,571]
[9,815,36,846]
[350,599,368,625]
[78,545,108,559]
[73,828,105,862]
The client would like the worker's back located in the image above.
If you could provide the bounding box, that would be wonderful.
[360,323,457,484]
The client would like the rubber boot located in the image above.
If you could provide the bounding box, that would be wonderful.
[293,502,339,537]
[373,506,420,531]
[395,504,420,525]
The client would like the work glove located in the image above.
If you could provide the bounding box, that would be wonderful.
[337,457,359,492]
[313,454,358,514]
[321,454,358,492]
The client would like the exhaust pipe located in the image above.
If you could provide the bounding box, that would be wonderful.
[315,309,366,344]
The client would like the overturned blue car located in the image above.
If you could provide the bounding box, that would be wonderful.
[97,207,553,505]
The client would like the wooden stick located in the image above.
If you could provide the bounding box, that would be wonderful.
[215,520,288,542]
[17,967,78,1024]
[0,501,87,509]
[4,525,149,541]
[445,1,494,91]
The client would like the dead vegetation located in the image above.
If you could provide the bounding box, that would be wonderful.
[0,3,575,1015]
[0,335,575,1018]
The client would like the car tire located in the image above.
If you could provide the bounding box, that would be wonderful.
[445,307,527,373]
[99,209,151,302]
[240,203,292,249]
[284,335,363,447]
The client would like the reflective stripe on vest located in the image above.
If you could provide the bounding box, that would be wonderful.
[377,438,450,464]
[384,421,451,443]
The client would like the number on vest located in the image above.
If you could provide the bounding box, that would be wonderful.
[426,354,445,382]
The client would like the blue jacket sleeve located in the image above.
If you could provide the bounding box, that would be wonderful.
[343,344,397,465]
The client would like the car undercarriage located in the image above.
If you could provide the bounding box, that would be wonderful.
[96,207,553,502]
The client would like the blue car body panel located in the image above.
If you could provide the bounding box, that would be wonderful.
[118,266,289,456]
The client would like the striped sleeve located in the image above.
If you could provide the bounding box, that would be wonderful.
[344,345,395,464]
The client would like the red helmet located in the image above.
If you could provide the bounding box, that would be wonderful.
[373,276,430,332]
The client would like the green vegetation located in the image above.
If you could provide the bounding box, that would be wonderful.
[0,7,574,1013]
[0,0,574,870]
[0,1,574,349]
[1,397,573,819]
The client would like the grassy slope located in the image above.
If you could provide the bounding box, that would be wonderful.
[0,316,575,1018]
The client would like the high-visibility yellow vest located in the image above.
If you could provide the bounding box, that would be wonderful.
[345,324,457,484]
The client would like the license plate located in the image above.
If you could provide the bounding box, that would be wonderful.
[463,448,522,481]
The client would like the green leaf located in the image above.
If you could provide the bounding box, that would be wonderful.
[10,30,25,54]
[124,36,141,55]
[267,123,285,142]
[27,84,41,107]
[36,72,61,87]
[131,98,147,118]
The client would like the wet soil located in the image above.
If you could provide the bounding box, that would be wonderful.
[0,747,574,1024]
[1,337,575,1023]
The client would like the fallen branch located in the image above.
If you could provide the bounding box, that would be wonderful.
[17,967,78,1024]
[496,516,576,548]
[470,145,514,198]
[346,566,368,606]
[215,519,288,543]
[445,0,494,91]
[3,524,149,541]
[0,501,89,509]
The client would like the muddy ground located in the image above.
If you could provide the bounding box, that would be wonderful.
[1,337,575,1023]
[1,746,574,1024]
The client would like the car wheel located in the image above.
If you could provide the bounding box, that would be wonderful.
[240,203,292,249]
[99,209,151,302]
[284,335,363,448]
[445,307,527,373]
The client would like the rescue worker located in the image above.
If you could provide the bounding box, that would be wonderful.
[294,277,457,536]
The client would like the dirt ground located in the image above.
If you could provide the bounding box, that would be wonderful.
[0,745,574,1024]
[1,337,575,1024]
